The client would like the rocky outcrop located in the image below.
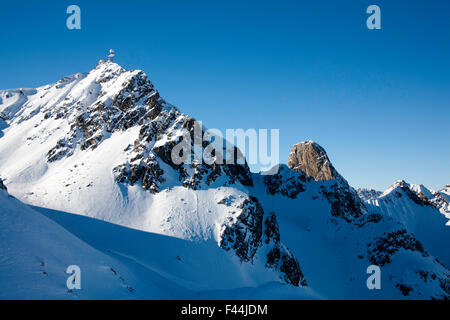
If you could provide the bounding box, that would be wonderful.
[47,66,163,162]
[113,107,253,193]
[431,192,450,219]
[220,196,264,263]
[367,228,449,299]
[219,196,306,287]
[263,212,307,286]
[263,165,309,199]
[288,141,340,181]
[392,180,434,207]
[367,229,427,266]
[357,188,382,201]
[0,177,6,191]
[319,181,366,222]
[408,183,450,220]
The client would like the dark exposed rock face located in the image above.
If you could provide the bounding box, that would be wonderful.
[394,180,433,207]
[148,116,254,190]
[354,212,383,228]
[220,196,264,263]
[288,141,340,181]
[439,277,450,297]
[319,181,365,222]
[113,154,164,194]
[113,108,254,193]
[367,227,449,299]
[415,270,450,299]
[263,212,307,286]
[47,69,163,162]
[430,192,450,216]
[263,165,309,199]
[219,196,306,287]
[396,283,414,296]
[0,177,6,191]
[357,188,382,202]
[367,229,427,267]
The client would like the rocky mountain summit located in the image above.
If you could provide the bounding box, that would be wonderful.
[0,56,448,299]
[288,141,340,181]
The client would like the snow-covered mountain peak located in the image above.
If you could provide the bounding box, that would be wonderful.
[1,58,449,299]
[0,59,158,127]
[379,180,441,211]
[0,60,307,287]
[379,180,449,216]
[381,180,410,197]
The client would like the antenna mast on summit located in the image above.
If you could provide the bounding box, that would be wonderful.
[107,49,115,62]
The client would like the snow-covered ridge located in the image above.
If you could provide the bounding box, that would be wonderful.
[0,60,304,288]
[357,188,382,202]
[363,180,450,270]
[368,180,450,224]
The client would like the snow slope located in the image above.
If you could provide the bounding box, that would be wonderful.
[0,185,192,299]
[0,183,317,299]
[364,181,450,267]
[35,204,318,298]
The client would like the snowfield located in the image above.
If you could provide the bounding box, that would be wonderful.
[0,187,318,299]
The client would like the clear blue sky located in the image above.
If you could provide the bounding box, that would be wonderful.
[0,0,449,191]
